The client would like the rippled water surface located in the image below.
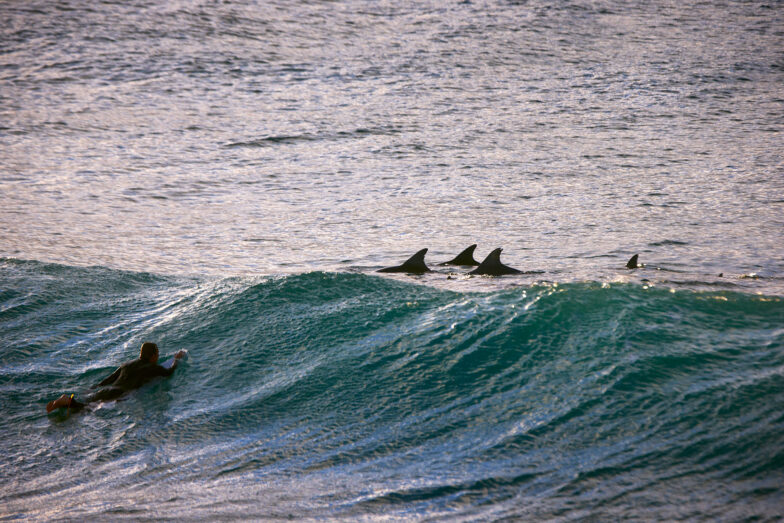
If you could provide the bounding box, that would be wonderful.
[2,0,782,291]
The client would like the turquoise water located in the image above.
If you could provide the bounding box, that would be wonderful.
[2,259,783,519]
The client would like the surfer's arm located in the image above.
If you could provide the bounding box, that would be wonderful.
[157,365,176,377]
[93,368,121,388]
[156,351,187,376]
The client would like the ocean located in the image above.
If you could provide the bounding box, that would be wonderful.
[1,0,783,520]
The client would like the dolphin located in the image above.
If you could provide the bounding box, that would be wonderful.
[626,254,639,269]
[378,248,431,274]
[439,244,480,266]
[469,248,522,276]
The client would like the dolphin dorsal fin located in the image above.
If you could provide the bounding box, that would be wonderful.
[487,248,502,263]
[626,254,639,269]
[440,244,479,266]
[470,248,522,276]
[403,248,429,269]
[378,248,431,274]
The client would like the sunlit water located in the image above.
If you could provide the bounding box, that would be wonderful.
[1,0,782,292]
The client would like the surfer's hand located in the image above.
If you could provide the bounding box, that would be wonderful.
[175,349,187,359]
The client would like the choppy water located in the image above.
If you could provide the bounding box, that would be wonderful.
[1,0,783,520]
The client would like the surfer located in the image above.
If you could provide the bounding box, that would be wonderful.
[46,342,187,414]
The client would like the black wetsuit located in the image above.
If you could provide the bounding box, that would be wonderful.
[69,358,176,411]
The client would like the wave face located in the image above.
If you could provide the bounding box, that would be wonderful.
[2,259,783,520]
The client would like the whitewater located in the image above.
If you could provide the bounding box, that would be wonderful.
[1,0,783,520]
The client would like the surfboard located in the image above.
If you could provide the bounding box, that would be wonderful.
[161,350,189,369]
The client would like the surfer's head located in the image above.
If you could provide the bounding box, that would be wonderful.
[140,342,159,363]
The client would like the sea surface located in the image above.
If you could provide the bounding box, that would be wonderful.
[1,0,783,520]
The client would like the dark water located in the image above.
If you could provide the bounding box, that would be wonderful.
[1,0,784,520]
[2,259,783,520]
